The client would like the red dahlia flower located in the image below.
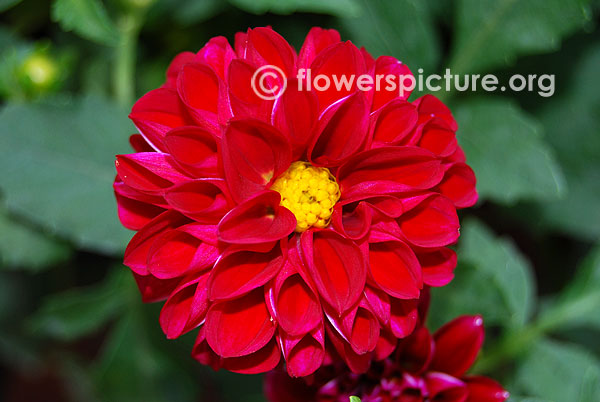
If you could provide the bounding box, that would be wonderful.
[265,315,509,402]
[114,26,477,376]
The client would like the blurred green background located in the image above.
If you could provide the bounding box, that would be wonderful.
[0,0,599,401]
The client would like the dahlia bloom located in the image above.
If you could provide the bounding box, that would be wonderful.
[265,315,509,402]
[114,26,477,376]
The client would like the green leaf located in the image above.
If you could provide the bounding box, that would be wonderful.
[349,397,362,402]
[542,245,600,331]
[0,0,22,12]
[52,0,121,46]
[536,40,600,240]
[429,219,535,329]
[449,0,593,74]
[0,207,70,271]
[93,308,198,402]
[229,0,362,17]
[0,95,133,255]
[341,0,440,72]
[455,98,565,204]
[508,398,552,402]
[171,0,225,25]
[28,267,131,341]
[515,338,600,402]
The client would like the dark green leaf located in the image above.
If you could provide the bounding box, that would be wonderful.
[0,206,71,271]
[455,98,565,204]
[515,338,600,402]
[0,0,22,12]
[341,0,440,72]
[52,0,121,46]
[429,219,535,329]
[0,95,133,255]
[536,41,600,239]
[229,0,361,17]
[28,267,130,341]
[449,0,593,74]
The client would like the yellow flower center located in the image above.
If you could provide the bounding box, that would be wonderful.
[271,161,341,232]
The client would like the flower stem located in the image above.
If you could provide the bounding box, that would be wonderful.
[113,13,143,107]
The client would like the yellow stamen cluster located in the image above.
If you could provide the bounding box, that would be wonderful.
[271,161,341,232]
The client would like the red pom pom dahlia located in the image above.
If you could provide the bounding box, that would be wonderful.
[265,315,509,402]
[114,26,477,376]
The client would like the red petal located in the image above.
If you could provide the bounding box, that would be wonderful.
[218,191,296,244]
[129,133,154,152]
[413,94,457,131]
[159,272,210,338]
[369,241,422,299]
[331,202,372,240]
[147,228,218,279]
[196,36,236,79]
[372,56,413,110]
[418,248,457,287]
[418,119,458,157]
[464,376,510,402]
[396,326,434,375]
[221,337,281,374]
[205,288,276,358]
[281,330,325,377]
[308,92,370,167]
[274,267,322,336]
[300,230,366,315]
[227,60,273,120]
[129,88,192,151]
[436,163,478,209]
[341,303,381,354]
[191,327,222,370]
[165,179,230,223]
[325,322,372,374]
[424,372,468,402]
[221,119,291,203]
[371,99,418,145]
[298,27,341,68]
[374,327,397,361]
[132,272,180,303]
[309,41,367,111]
[338,146,443,200]
[430,315,485,377]
[272,78,319,160]
[364,285,391,325]
[164,51,195,88]
[389,298,418,338]
[115,191,164,230]
[164,126,219,177]
[246,27,296,75]
[398,195,459,248]
[177,63,221,131]
[115,152,189,193]
[124,211,189,275]
[208,243,285,300]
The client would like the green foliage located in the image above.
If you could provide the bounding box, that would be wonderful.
[230,0,361,17]
[0,0,21,12]
[455,98,565,204]
[28,267,130,340]
[51,0,121,46]
[0,95,133,255]
[0,207,70,271]
[449,0,593,74]
[514,338,600,402]
[429,219,535,329]
[349,397,362,402]
[341,0,439,72]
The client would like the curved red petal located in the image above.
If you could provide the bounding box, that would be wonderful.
[246,27,296,74]
[177,63,221,131]
[164,51,195,88]
[221,119,291,203]
[437,163,478,209]
[338,146,444,200]
[205,288,276,358]
[430,315,485,377]
[132,272,180,303]
[218,191,296,244]
[298,27,341,68]
[418,248,457,287]
[369,241,422,299]
[372,56,413,110]
[208,243,285,300]
[300,230,366,315]
[165,179,230,223]
[275,269,322,336]
[398,195,460,248]
[309,92,370,167]
[221,337,281,374]
[424,372,468,402]
[115,152,189,193]
[196,36,236,79]
[464,376,510,402]
[389,298,418,338]
[163,126,219,177]
[396,326,434,375]
[371,99,418,146]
